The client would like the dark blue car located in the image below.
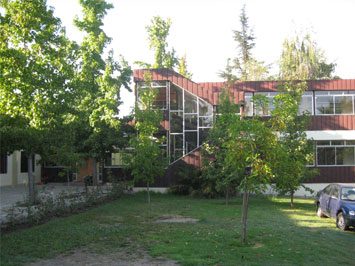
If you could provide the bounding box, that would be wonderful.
[315,183,355,230]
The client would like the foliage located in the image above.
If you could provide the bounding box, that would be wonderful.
[168,161,220,198]
[220,5,269,81]
[127,73,167,203]
[202,89,241,203]
[279,33,336,80]
[136,16,193,78]
[270,81,317,206]
[73,0,132,181]
[178,54,193,79]
[224,118,277,193]
[0,0,78,203]
[136,16,177,69]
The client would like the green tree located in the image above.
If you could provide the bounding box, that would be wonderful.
[0,0,77,203]
[270,82,316,207]
[145,16,177,69]
[74,0,132,184]
[202,89,240,204]
[224,115,277,244]
[178,54,193,79]
[220,5,269,81]
[279,34,336,80]
[127,73,167,204]
[136,16,193,78]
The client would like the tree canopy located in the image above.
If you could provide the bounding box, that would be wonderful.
[220,5,269,82]
[137,16,193,78]
[279,34,336,80]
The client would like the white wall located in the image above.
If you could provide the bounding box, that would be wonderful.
[265,183,355,198]
[306,130,355,140]
[0,153,14,186]
[0,151,41,187]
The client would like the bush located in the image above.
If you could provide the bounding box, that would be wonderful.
[169,161,221,198]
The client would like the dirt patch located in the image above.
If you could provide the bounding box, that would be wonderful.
[253,242,264,249]
[155,215,199,224]
[30,248,179,266]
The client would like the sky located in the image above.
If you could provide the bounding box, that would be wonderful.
[47,0,355,116]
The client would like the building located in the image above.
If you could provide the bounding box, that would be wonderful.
[133,68,355,194]
[0,151,41,186]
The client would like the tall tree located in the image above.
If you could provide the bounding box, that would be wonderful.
[222,110,276,243]
[145,16,177,69]
[178,54,193,79]
[202,89,240,204]
[220,5,268,81]
[127,73,167,204]
[279,34,336,80]
[0,0,76,203]
[225,116,277,244]
[270,83,317,207]
[136,16,193,78]
[74,0,132,184]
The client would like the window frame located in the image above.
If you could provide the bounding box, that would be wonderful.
[316,140,355,167]
[315,91,355,116]
[0,154,8,174]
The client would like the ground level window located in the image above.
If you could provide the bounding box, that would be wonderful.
[105,152,127,167]
[20,152,35,173]
[316,140,355,166]
[0,154,7,174]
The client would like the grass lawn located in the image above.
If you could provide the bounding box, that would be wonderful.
[1,193,354,265]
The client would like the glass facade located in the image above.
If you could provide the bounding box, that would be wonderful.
[244,90,355,116]
[137,81,213,163]
[137,79,355,167]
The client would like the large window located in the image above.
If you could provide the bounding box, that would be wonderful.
[244,93,254,116]
[315,91,355,115]
[137,81,168,110]
[137,81,214,163]
[0,154,7,174]
[169,85,213,162]
[245,90,355,116]
[105,152,126,167]
[254,92,278,116]
[316,140,355,166]
[299,92,313,114]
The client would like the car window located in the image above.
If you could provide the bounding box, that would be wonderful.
[323,185,333,195]
[330,185,339,198]
[341,187,355,201]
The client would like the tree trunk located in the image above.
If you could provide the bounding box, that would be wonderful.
[241,189,249,244]
[93,158,97,186]
[27,154,35,205]
[290,191,294,208]
[226,187,229,205]
[67,169,70,186]
[147,182,151,205]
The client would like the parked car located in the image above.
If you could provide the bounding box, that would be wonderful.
[315,183,355,230]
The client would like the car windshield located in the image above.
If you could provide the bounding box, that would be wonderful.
[341,187,355,201]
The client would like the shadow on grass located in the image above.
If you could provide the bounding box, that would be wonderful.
[259,197,355,264]
[1,193,354,266]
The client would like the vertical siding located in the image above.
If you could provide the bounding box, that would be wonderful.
[307,167,355,183]
[310,116,355,130]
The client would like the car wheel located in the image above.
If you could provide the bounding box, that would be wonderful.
[316,204,326,218]
[336,212,349,231]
